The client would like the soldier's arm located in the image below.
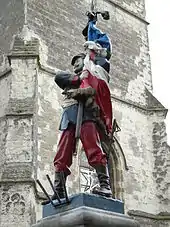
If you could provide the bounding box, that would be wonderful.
[54,71,80,90]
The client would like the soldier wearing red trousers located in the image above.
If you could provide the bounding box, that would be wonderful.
[42,52,113,205]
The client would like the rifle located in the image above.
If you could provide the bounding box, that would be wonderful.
[74,101,84,155]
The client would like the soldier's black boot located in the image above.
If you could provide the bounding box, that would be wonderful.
[92,165,112,198]
[41,172,66,205]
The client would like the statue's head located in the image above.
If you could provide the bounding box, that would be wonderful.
[71,53,86,73]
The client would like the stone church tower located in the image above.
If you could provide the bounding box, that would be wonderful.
[0,0,170,226]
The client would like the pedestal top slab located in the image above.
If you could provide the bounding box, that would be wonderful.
[43,193,124,218]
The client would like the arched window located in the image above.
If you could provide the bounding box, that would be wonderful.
[107,135,128,200]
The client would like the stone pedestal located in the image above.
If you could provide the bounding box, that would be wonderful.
[32,193,140,227]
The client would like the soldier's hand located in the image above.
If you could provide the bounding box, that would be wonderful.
[64,89,77,99]
[64,87,96,100]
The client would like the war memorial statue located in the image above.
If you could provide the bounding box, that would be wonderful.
[33,5,140,227]
[40,11,115,205]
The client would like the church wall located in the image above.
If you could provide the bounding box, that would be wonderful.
[0,74,11,118]
[113,97,170,219]
[113,99,159,214]
[110,0,146,18]
[0,117,8,180]
[151,113,170,213]
[0,0,25,71]
[0,55,39,226]
[109,6,152,103]
[26,0,152,105]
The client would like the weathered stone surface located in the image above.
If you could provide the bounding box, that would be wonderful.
[26,0,151,105]
[112,0,146,18]
[8,36,39,57]
[152,117,170,212]
[1,163,33,181]
[9,58,37,100]
[0,0,25,71]
[113,98,159,214]
[129,210,170,227]
[5,117,33,163]
[0,73,11,117]
[0,44,39,226]
[33,207,139,227]
[0,117,8,178]
[146,88,166,109]
[0,183,36,227]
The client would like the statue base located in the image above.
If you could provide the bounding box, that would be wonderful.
[32,193,140,227]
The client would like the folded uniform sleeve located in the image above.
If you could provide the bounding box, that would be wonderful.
[54,71,80,90]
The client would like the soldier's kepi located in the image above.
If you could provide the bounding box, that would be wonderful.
[41,8,113,205]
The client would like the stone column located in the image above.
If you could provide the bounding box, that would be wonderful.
[0,36,39,227]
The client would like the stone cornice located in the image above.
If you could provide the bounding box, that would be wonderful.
[7,36,39,65]
[111,95,168,116]
[0,179,35,184]
[5,113,34,117]
[0,113,34,124]
[128,210,170,221]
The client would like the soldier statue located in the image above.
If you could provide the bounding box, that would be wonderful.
[42,12,113,205]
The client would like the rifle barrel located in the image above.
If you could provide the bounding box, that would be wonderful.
[75,101,83,139]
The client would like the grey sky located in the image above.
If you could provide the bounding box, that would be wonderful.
[145,0,170,143]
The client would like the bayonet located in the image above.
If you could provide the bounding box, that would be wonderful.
[74,101,84,155]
